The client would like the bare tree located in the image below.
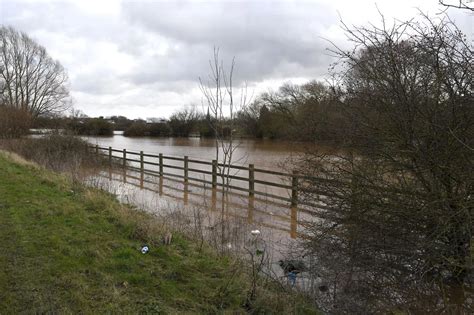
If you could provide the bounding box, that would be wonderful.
[298,13,473,313]
[199,48,250,251]
[0,26,70,118]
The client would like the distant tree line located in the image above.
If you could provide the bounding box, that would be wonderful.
[237,80,343,142]
[24,82,342,141]
[30,113,114,137]
[82,82,340,142]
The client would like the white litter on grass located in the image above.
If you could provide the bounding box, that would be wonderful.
[251,230,261,235]
[141,245,149,254]
[226,243,232,249]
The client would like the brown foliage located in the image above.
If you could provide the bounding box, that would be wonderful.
[0,105,31,138]
[0,134,97,173]
[298,14,473,313]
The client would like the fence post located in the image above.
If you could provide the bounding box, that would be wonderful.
[184,156,189,183]
[159,176,163,195]
[249,164,255,197]
[159,153,163,176]
[211,187,217,211]
[291,171,298,207]
[248,195,254,224]
[108,146,112,165]
[212,160,217,189]
[140,151,144,188]
[290,206,298,239]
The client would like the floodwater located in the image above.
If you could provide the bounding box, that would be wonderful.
[84,132,314,234]
[84,131,308,169]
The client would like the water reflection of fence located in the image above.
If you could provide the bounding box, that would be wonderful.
[98,169,302,238]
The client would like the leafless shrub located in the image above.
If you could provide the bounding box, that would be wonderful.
[298,13,473,313]
[199,47,251,253]
[0,135,102,177]
[0,105,31,138]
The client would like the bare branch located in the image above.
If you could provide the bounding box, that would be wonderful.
[0,26,70,118]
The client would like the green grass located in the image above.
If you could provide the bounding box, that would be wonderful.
[0,152,317,314]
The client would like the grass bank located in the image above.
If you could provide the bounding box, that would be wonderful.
[0,151,317,314]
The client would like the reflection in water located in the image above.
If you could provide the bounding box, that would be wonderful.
[89,165,321,291]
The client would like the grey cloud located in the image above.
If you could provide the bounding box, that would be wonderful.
[72,72,129,95]
[121,0,335,85]
[123,1,334,50]
[0,1,122,42]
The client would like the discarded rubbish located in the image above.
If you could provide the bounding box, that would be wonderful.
[141,245,149,254]
[288,271,297,286]
[251,229,261,235]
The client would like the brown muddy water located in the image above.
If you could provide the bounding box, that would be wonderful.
[85,132,306,169]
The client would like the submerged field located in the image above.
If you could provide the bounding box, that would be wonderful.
[0,151,317,314]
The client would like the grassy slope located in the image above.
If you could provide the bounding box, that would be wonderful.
[0,152,317,314]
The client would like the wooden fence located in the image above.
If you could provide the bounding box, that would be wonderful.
[90,145,304,207]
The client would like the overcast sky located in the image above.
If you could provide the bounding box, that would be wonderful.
[0,0,472,119]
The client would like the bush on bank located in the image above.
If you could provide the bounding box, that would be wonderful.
[0,105,32,139]
[0,135,97,172]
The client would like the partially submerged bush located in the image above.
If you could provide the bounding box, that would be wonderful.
[68,118,114,136]
[148,122,171,137]
[123,121,148,137]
